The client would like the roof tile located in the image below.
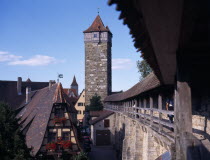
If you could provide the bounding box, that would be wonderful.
[83,15,111,33]
[104,72,160,102]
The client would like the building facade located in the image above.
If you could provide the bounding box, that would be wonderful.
[89,110,114,146]
[74,90,85,122]
[16,83,80,159]
[84,15,112,105]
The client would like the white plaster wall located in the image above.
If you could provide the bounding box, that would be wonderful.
[91,114,115,145]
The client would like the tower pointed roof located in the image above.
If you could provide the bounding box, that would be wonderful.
[26,78,32,82]
[71,76,78,86]
[83,15,111,34]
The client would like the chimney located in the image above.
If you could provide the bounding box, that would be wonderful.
[49,80,55,90]
[17,77,22,95]
[26,86,31,104]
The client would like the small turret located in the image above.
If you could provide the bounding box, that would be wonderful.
[70,76,78,96]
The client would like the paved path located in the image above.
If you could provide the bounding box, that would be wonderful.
[89,145,117,160]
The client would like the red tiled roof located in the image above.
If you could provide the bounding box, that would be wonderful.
[63,88,69,95]
[83,15,111,33]
[16,83,78,155]
[70,88,78,96]
[89,110,114,125]
[104,72,160,102]
[63,88,78,98]
[89,110,105,117]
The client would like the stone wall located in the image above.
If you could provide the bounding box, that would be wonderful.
[85,42,112,105]
[192,92,210,150]
[192,114,210,148]
[110,113,173,160]
[193,115,210,135]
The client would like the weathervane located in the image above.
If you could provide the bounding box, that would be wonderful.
[57,73,63,83]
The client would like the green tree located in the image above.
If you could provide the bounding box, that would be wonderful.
[137,59,152,80]
[86,94,103,111]
[0,102,31,160]
[72,152,89,160]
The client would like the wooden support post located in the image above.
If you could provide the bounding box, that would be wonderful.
[143,99,147,124]
[150,97,153,127]
[175,52,193,160]
[125,102,127,113]
[135,99,137,119]
[125,102,128,115]
[139,99,142,108]
[128,101,130,117]
[158,94,163,132]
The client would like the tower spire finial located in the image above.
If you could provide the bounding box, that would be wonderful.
[97,7,100,15]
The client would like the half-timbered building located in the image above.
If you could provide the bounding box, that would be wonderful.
[16,82,81,159]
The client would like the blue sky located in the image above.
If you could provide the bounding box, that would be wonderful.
[0,0,142,93]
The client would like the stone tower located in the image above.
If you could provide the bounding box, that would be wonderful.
[83,15,112,105]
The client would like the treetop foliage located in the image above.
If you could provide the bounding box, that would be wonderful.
[0,102,31,160]
[137,59,152,81]
[86,94,103,111]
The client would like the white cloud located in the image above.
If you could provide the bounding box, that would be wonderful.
[9,55,63,66]
[0,51,22,62]
[0,51,64,66]
[0,51,8,55]
[112,58,133,70]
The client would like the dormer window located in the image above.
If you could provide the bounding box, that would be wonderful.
[94,34,97,38]
[54,105,64,118]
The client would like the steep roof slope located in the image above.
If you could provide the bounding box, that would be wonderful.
[83,15,111,33]
[89,110,114,125]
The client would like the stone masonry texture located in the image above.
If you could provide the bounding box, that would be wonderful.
[85,42,112,105]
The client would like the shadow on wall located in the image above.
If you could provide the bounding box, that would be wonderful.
[184,131,210,160]
[113,123,125,160]
[187,144,210,160]
[192,116,210,141]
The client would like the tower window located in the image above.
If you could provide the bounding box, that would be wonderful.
[94,34,97,38]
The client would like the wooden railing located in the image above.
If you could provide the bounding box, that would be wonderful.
[104,104,175,139]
